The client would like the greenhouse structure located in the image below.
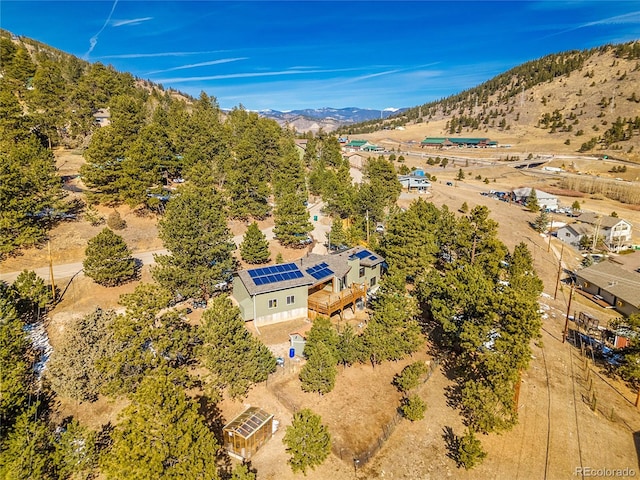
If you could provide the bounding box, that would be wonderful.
[223,407,274,460]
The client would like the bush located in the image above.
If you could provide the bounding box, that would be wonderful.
[394,361,428,393]
[401,394,427,421]
[456,429,487,470]
[107,210,127,230]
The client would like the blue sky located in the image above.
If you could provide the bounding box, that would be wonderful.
[2,1,640,111]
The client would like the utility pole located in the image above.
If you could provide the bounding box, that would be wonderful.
[563,283,575,343]
[366,210,370,244]
[48,240,56,302]
[554,243,564,300]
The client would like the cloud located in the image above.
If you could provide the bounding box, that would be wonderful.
[98,50,231,59]
[84,0,119,59]
[544,10,640,38]
[112,17,153,27]
[146,58,248,75]
[156,67,361,83]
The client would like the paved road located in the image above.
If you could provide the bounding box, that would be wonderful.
[0,249,170,284]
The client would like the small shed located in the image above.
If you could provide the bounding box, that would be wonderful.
[223,407,274,460]
[289,332,307,357]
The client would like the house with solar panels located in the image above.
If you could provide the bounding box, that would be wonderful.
[232,247,384,326]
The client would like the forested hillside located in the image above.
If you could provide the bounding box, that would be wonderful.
[340,41,640,161]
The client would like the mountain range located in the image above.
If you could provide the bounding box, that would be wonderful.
[255,107,407,133]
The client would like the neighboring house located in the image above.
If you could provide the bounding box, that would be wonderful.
[511,187,559,211]
[574,260,640,316]
[362,144,384,152]
[574,213,633,252]
[420,137,497,148]
[92,108,111,127]
[344,139,373,151]
[556,223,593,249]
[294,139,307,159]
[398,173,431,192]
[232,247,385,326]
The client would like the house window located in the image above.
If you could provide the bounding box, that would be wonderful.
[359,267,365,277]
[370,277,377,287]
[286,295,295,305]
[268,299,277,309]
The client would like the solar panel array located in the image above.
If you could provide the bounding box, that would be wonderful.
[248,263,304,286]
[353,249,373,259]
[306,262,334,280]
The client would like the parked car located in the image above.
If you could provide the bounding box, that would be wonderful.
[446,181,453,186]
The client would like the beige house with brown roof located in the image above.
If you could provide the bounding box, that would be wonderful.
[575,260,640,316]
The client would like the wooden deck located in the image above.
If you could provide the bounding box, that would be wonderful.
[307,284,367,318]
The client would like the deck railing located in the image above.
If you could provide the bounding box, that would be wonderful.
[307,284,366,316]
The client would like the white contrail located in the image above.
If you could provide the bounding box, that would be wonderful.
[84,0,119,59]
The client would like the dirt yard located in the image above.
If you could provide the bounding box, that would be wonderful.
[4,147,640,479]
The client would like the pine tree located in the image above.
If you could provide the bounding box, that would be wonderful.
[273,193,313,247]
[456,429,487,470]
[199,296,276,399]
[533,209,550,232]
[526,189,540,212]
[101,373,220,480]
[83,228,136,286]
[401,394,427,421]
[240,222,270,264]
[327,217,349,250]
[1,136,67,257]
[283,409,331,475]
[46,308,121,401]
[0,404,54,480]
[0,294,31,436]
[153,185,235,300]
[299,341,338,395]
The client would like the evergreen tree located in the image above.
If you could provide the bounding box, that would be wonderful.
[394,361,429,393]
[526,189,540,212]
[52,419,97,479]
[303,316,339,360]
[327,217,349,250]
[46,308,121,401]
[101,283,196,395]
[299,341,338,395]
[456,429,487,470]
[401,394,427,421]
[533,209,550,232]
[336,323,363,367]
[240,222,270,264]
[0,405,54,480]
[11,270,51,319]
[456,168,465,181]
[273,193,313,248]
[230,463,257,480]
[380,199,439,280]
[0,294,31,436]
[0,136,67,257]
[283,409,331,475]
[83,228,136,286]
[362,270,423,365]
[199,296,276,399]
[153,185,234,300]
[101,373,220,480]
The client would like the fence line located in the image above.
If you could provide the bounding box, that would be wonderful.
[269,357,441,470]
